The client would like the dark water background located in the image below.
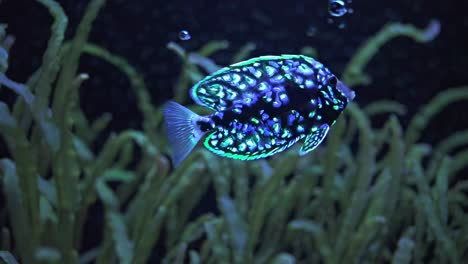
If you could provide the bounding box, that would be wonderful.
[1,0,468,260]
[1,0,468,141]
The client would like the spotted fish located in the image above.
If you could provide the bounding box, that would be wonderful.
[163,55,355,166]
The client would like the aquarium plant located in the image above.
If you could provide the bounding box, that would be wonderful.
[0,0,467,263]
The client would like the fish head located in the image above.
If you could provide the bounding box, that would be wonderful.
[336,80,355,102]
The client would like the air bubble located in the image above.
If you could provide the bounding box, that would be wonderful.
[328,0,348,17]
[178,30,191,40]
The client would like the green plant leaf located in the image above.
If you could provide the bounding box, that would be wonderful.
[35,247,61,262]
[101,169,135,183]
[0,251,19,264]
[272,253,296,264]
[39,196,58,223]
[218,196,247,257]
[0,160,34,263]
[107,211,133,264]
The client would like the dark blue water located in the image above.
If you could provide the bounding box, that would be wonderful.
[1,0,467,261]
[1,0,467,143]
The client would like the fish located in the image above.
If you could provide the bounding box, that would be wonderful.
[163,55,355,166]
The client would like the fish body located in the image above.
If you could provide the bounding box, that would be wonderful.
[164,55,355,166]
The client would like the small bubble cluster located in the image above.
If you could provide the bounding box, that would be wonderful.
[178,30,191,41]
[328,0,348,17]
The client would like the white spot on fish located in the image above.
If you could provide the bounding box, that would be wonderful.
[222,74,231,81]
[298,63,313,75]
[305,79,314,88]
[258,82,269,91]
[271,75,284,83]
[232,73,241,84]
[238,143,247,151]
[254,70,262,78]
[264,65,276,76]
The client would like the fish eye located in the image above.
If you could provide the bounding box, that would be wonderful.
[327,76,338,86]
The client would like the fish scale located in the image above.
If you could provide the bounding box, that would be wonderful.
[164,55,355,166]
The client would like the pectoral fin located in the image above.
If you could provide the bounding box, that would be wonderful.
[299,124,330,156]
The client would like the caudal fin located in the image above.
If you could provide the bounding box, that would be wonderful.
[163,101,205,167]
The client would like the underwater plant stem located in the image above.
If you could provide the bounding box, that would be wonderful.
[391,228,415,264]
[257,180,298,263]
[23,0,67,161]
[231,42,256,64]
[49,0,106,262]
[385,116,405,216]
[405,87,468,147]
[334,103,375,262]
[124,163,163,233]
[34,0,67,112]
[52,0,105,113]
[75,131,146,248]
[342,20,440,87]
[81,43,160,141]
[451,149,468,176]
[130,151,218,263]
[232,161,249,220]
[11,70,39,130]
[364,100,407,116]
[197,40,229,57]
[0,115,41,262]
[322,116,346,238]
[434,130,468,157]
[413,162,459,264]
[132,163,204,264]
[245,155,299,262]
[0,159,37,264]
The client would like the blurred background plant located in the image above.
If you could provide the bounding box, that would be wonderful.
[0,0,467,264]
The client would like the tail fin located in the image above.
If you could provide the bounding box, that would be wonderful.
[163,101,205,167]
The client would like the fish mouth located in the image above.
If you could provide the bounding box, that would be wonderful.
[337,81,355,102]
